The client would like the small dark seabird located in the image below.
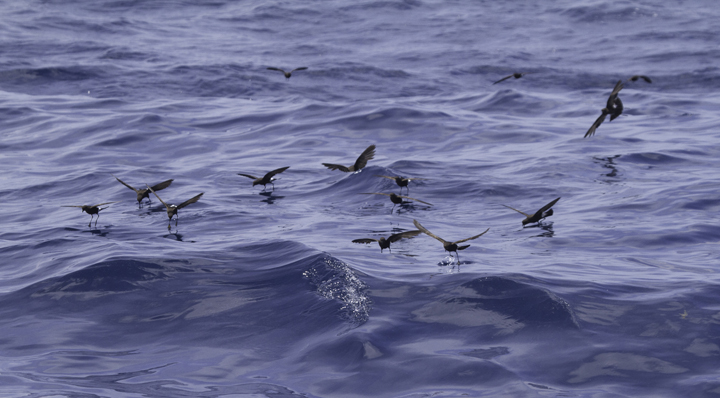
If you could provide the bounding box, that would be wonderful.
[323,145,376,173]
[413,219,489,262]
[375,175,428,195]
[267,67,308,79]
[503,197,561,226]
[62,202,118,228]
[628,75,652,83]
[492,72,528,85]
[584,80,624,138]
[237,166,290,191]
[146,184,204,229]
[113,175,174,205]
[361,192,432,213]
[352,230,422,252]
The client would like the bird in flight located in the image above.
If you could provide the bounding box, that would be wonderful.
[62,202,118,228]
[267,67,308,79]
[323,145,376,173]
[352,230,422,252]
[503,197,561,226]
[375,175,428,195]
[492,72,528,85]
[360,192,432,213]
[238,166,290,191]
[113,175,173,205]
[584,80,624,138]
[413,219,489,262]
[628,75,652,83]
[146,184,203,230]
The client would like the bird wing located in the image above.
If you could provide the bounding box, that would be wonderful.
[388,230,422,243]
[375,175,396,180]
[93,202,118,207]
[264,166,290,179]
[492,75,513,85]
[532,197,561,218]
[237,173,258,180]
[150,179,174,192]
[352,238,378,244]
[177,192,204,209]
[322,163,351,172]
[584,112,607,138]
[639,75,652,83]
[267,67,286,73]
[61,205,83,208]
[353,145,376,171]
[606,80,624,108]
[399,195,432,206]
[502,204,531,217]
[291,67,308,72]
[406,177,429,181]
[453,228,490,244]
[413,219,448,244]
[113,175,139,193]
[146,184,170,209]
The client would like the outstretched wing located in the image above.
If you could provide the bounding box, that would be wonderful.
[267,67,286,73]
[532,197,560,218]
[502,204,531,217]
[113,175,139,193]
[264,166,290,179]
[322,163,351,172]
[413,219,448,245]
[150,179,174,192]
[584,112,607,138]
[61,205,83,208]
[606,80,624,108]
[453,228,490,244]
[291,67,308,72]
[353,145,376,171]
[375,175,396,180]
[388,230,422,243]
[492,74,513,85]
[91,202,118,207]
[399,195,432,206]
[146,184,170,209]
[177,192,204,209]
[237,173,258,180]
[352,238,378,244]
[630,75,652,83]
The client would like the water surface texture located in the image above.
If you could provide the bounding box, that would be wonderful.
[1,0,720,397]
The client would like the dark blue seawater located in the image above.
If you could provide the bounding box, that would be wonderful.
[2,0,720,396]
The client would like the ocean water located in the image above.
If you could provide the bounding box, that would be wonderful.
[1,0,720,397]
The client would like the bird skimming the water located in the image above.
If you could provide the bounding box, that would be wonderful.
[361,192,432,213]
[62,202,118,228]
[413,219,489,263]
[113,175,173,205]
[323,145,376,173]
[375,175,428,195]
[352,230,422,252]
[146,184,203,230]
[238,167,290,191]
[503,197,561,226]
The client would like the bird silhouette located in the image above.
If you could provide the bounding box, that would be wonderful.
[584,80,624,138]
[352,230,422,252]
[413,219,489,262]
[238,166,290,191]
[113,175,173,205]
[360,192,432,213]
[62,202,118,228]
[492,72,529,85]
[375,175,428,195]
[267,67,308,79]
[146,184,203,230]
[628,75,652,83]
[323,145,376,172]
[503,197,561,226]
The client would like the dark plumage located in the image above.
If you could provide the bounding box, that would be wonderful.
[360,192,432,213]
[584,80,624,138]
[62,202,118,228]
[503,197,561,225]
[238,166,290,191]
[492,72,528,85]
[352,230,422,252]
[628,75,652,83]
[267,67,308,79]
[323,145,376,172]
[146,184,204,229]
[375,175,428,195]
[113,175,173,205]
[413,219,489,262]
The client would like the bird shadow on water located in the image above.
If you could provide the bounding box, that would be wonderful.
[259,191,285,204]
[524,221,554,238]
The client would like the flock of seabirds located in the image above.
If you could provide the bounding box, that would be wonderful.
[62,67,653,262]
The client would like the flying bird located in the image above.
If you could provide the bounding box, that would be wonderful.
[413,219,489,262]
[267,67,308,79]
[62,202,118,228]
[237,166,290,191]
[146,184,203,229]
[113,175,174,205]
[323,145,376,173]
[492,72,528,85]
[360,192,432,213]
[628,75,652,83]
[352,230,422,252]
[584,80,624,138]
[375,175,428,195]
[503,197,561,226]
